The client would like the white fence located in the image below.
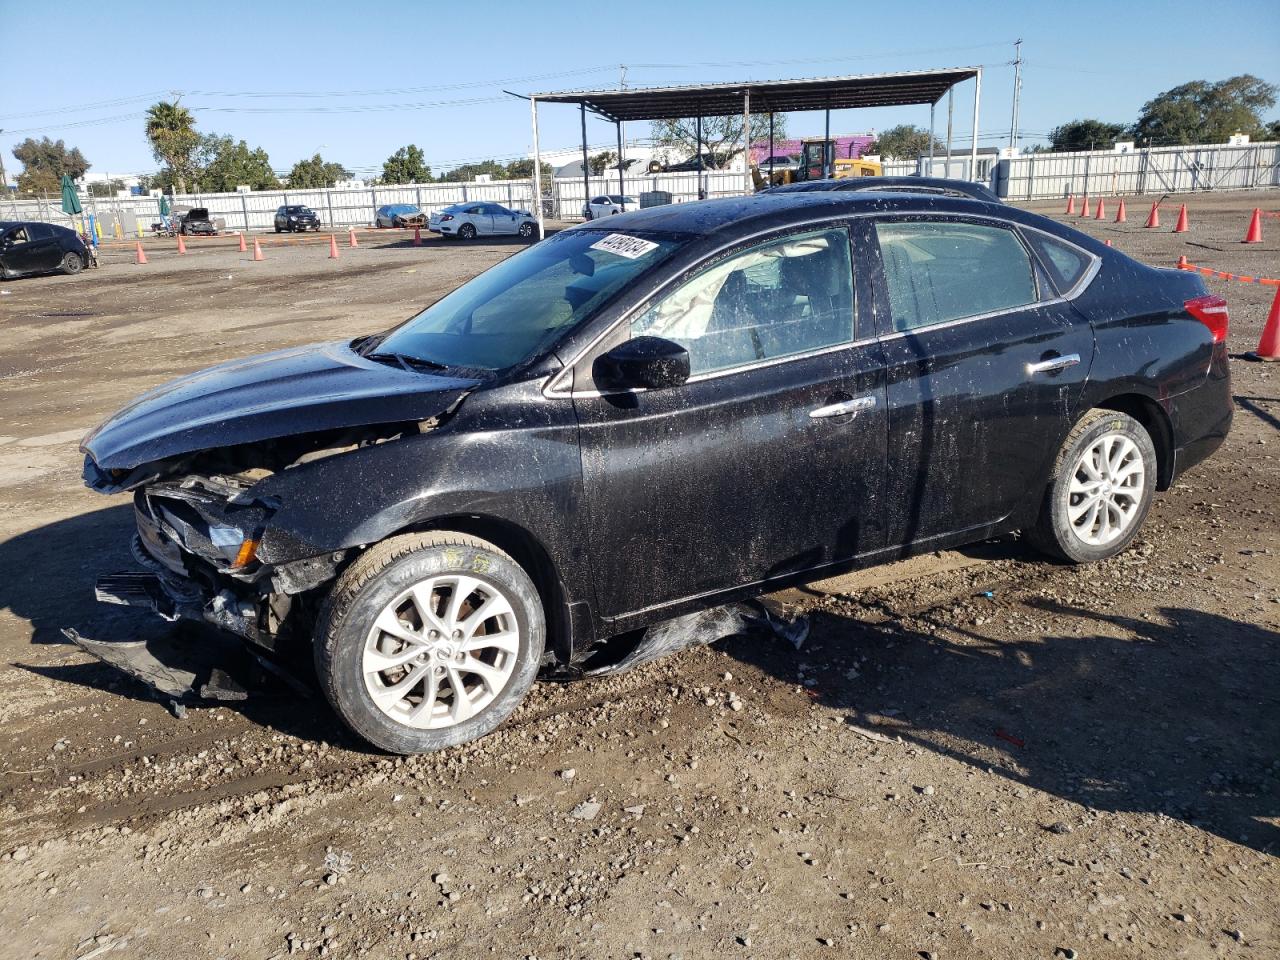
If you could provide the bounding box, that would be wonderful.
[6,140,1277,238]
[991,141,1280,201]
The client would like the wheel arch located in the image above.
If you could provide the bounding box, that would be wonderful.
[1094,392,1175,490]
[393,512,575,665]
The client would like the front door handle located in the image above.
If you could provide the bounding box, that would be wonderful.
[1026,353,1081,376]
[809,395,877,419]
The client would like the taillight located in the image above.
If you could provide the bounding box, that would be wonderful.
[1185,294,1229,343]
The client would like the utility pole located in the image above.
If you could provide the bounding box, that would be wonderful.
[1009,39,1023,150]
[0,128,7,191]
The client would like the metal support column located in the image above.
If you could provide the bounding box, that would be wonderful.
[969,69,982,181]
[824,103,831,179]
[768,112,775,183]
[581,104,590,221]
[945,88,954,177]
[695,116,703,199]
[616,121,625,207]
[742,88,751,195]
[531,97,544,238]
[929,101,936,173]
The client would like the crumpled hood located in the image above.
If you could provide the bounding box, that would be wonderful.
[83,340,479,470]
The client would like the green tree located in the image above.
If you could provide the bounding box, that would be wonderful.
[588,150,618,175]
[503,158,554,183]
[11,137,90,194]
[1132,75,1277,145]
[1268,119,1280,140]
[381,144,433,184]
[867,124,945,160]
[1048,119,1128,152]
[87,179,127,198]
[651,113,786,169]
[145,101,199,193]
[438,159,509,182]
[287,154,350,189]
[195,135,279,192]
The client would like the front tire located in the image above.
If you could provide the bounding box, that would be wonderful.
[1026,409,1157,563]
[315,532,545,754]
[60,252,84,275]
[518,221,535,240]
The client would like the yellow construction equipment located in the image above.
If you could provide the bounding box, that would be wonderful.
[753,137,882,189]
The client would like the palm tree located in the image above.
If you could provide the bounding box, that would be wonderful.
[145,101,198,193]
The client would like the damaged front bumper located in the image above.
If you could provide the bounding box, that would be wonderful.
[96,476,342,652]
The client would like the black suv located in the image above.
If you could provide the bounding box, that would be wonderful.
[81,192,1232,754]
[274,205,321,232]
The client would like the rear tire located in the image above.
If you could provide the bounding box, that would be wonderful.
[60,252,84,275]
[1025,409,1157,563]
[458,223,477,240]
[315,532,545,754]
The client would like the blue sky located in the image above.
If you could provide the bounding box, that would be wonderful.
[2,0,1278,179]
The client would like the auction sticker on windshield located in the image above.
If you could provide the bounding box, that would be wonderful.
[590,234,660,260]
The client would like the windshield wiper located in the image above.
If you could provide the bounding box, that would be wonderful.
[366,351,448,373]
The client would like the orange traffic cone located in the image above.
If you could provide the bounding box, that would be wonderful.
[413,226,422,246]
[1177,255,1189,269]
[1244,208,1263,244]
[348,227,358,248]
[1095,198,1107,220]
[1065,194,1076,215]
[1079,197,1091,218]
[252,238,265,261]
[1173,204,1189,233]
[237,231,247,252]
[1246,287,1280,361]
[134,241,147,265]
[328,234,340,259]
[1115,200,1127,223]
[1105,239,1113,246]
[1144,202,1160,228]
[176,233,187,254]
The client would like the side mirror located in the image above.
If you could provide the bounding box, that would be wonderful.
[594,336,691,391]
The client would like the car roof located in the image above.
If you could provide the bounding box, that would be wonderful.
[595,190,1020,238]
[769,176,1000,202]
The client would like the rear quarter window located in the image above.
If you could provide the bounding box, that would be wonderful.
[1023,231,1093,295]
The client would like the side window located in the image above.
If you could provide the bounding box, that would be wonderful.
[631,228,855,377]
[874,220,1037,333]
[28,223,53,240]
[5,227,30,244]
[1023,231,1092,295]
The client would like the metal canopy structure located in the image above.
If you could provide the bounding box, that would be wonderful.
[523,67,984,238]
[533,68,979,123]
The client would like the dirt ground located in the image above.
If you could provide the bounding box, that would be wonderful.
[0,192,1277,960]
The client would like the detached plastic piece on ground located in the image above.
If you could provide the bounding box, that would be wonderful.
[63,622,252,701]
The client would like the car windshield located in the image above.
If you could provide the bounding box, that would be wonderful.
[374,229,683,371]
[288,206,312,214]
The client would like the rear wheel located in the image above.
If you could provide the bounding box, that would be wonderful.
[1026,409,1156,563]
[458,223,477,240]
[60,252,84,275]
[315,532,545,754]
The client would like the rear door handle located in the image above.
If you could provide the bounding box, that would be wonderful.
[1026,353,1081,375]
[809,395,877,419]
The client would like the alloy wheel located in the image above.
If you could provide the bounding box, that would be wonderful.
[362,574,520,729]
[1066,432,1146,546]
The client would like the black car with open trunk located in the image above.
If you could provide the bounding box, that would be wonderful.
[80,191,1232,753]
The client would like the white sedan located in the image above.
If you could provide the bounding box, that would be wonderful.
[428,202,537,240]
[584,194,639,220]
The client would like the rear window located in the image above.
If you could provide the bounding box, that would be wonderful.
[874,220,1038,333]
[1024,231,1092,295]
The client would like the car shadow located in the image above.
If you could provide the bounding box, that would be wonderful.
[715,598,1280,856]
[0,505,361,752]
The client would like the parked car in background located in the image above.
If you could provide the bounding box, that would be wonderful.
[584,195,639,219]
[178,207,219,236]
[81,191,1232,754]
[767,175,1002,203]
[274,205,322,232]
[375,204,427,229]
[428,202,536,239]
[0,221,91,278]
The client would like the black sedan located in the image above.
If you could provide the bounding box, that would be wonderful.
[80,191,1232,753]
[767,175,1002,202]
[274,205,322,232]
[1,221,90,279]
